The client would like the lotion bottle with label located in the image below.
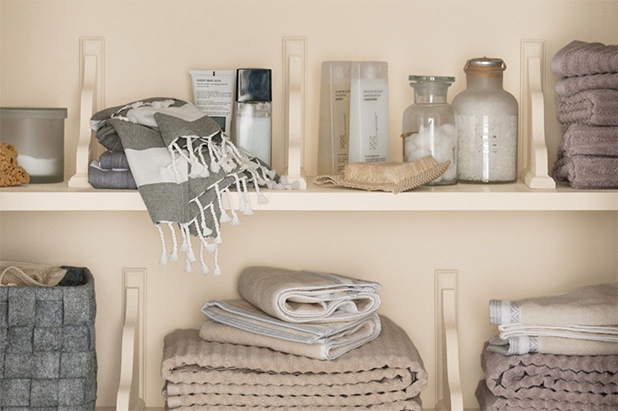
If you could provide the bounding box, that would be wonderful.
[348,61,389,163]
[318,61,352,175]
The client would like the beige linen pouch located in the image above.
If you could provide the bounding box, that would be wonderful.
[314,156,450,194]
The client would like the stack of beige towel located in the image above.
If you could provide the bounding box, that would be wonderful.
[477,283,618,411]
[551,40,618,189]
[160,267,428,410]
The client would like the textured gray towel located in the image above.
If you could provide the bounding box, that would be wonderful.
[556,89,618,126]
[558,124,618,157]
[556,73,618,97]
[553,156,618,189]
[551,40,618,78]
[99,151,130,170]
[481,343,618,406]
[476,380,615,411]
[88,161,137,190]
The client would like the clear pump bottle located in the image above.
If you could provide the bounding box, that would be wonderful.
[233,68,272,166]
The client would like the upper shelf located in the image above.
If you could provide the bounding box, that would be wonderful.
[1,180,617,212]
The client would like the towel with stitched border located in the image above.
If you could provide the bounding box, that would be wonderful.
[200,299,381,360]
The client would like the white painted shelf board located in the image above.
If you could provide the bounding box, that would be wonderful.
[1,180,617,211]
[95,408,480,411]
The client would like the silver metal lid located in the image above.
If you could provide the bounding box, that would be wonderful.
[465,57,507,72]
[408,75,455,83]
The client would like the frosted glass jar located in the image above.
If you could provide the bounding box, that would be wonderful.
[452,58,518,183]
[402,76,457,185]
[0,107,67,183]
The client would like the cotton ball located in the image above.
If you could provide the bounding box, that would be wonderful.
[404,136,417,157]
[439,123,457,138]
[432,136,455,164]
[409,148,431,161]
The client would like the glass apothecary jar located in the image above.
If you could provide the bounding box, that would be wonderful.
[402,76,457,185]
[452,57,518,183]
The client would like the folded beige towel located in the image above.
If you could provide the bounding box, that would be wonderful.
[238,266,381,323]
[488,334,618,356]
[200,299,381,360]
[0,261,67,287]
[162,316,427,411]
[490,282,618,326]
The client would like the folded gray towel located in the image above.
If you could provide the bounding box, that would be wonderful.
[557,89,618,126]
[559,125,618,157]
[551,40,618,78]
[88,161,137,189]
[99,151,130,170]
[553,156,618,189]
[556,73,618,97]
[481,344,618,406]
[476,380,614,411]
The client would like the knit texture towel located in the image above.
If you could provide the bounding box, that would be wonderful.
[556,73,618,97]
[476,379,615,411]
[99,151,130,170]
[556,89,618,126]
[558,124,618,157]
[551,40,618,78]
[314,156,450,194]
[553,156,618,189]
[161,316,427,411]
[0,261,67,287]
[200,299,381,360]
[237,266,381,323]
[90,98,288,275]
[88,161,137,190]
[480,344,618,407]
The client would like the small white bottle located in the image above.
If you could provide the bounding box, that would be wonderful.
[233,68,272,166]
[348,62,389,163]
[318,61,352,175]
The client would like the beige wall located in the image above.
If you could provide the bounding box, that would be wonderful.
[1,211,617,408]
[1,0,617,175]
[1,0,618,409]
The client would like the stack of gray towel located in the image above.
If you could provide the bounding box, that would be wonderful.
[477,283,618,411]
[88,151,136,189]
[551,40,618,189]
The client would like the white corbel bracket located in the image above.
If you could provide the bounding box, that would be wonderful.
[117,269,146,411]
[68,37,104,188]
[520,40,556,189]
[283,37,308,189]
[436,270,463,411]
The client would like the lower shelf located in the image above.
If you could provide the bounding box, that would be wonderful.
[1,180,617,211]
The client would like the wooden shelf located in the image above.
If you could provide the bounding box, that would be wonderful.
[1,180,617,212]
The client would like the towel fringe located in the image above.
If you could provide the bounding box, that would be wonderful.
[167,222,179,262]
[223,188,241,226]
[213,247,222,277]
[215,184,231,223]
[208,205,223,245]
[156,224,169,265]
[199,242,210,275]
[240,178,254,215]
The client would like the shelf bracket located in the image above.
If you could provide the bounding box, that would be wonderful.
[436,270,463,411]
[69,37,105,188]
[520,40,555,189]
[117,269,146,411]
[282,37,307,189]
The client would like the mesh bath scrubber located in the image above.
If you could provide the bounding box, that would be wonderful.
[314,156,450,194]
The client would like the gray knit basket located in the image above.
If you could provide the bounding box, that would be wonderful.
[0,266,97,410]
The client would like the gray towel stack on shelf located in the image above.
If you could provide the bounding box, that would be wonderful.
[160,266,429,411]
[551,40,618,189]
[476,283,618,411]
[88,151,137,190]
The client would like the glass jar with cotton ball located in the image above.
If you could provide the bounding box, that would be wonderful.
[402,76,457,185]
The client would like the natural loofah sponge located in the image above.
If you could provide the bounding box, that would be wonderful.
[0,143,30,186]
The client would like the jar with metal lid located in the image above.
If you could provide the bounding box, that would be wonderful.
[452,57,518,183]
[402,75,457,185]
